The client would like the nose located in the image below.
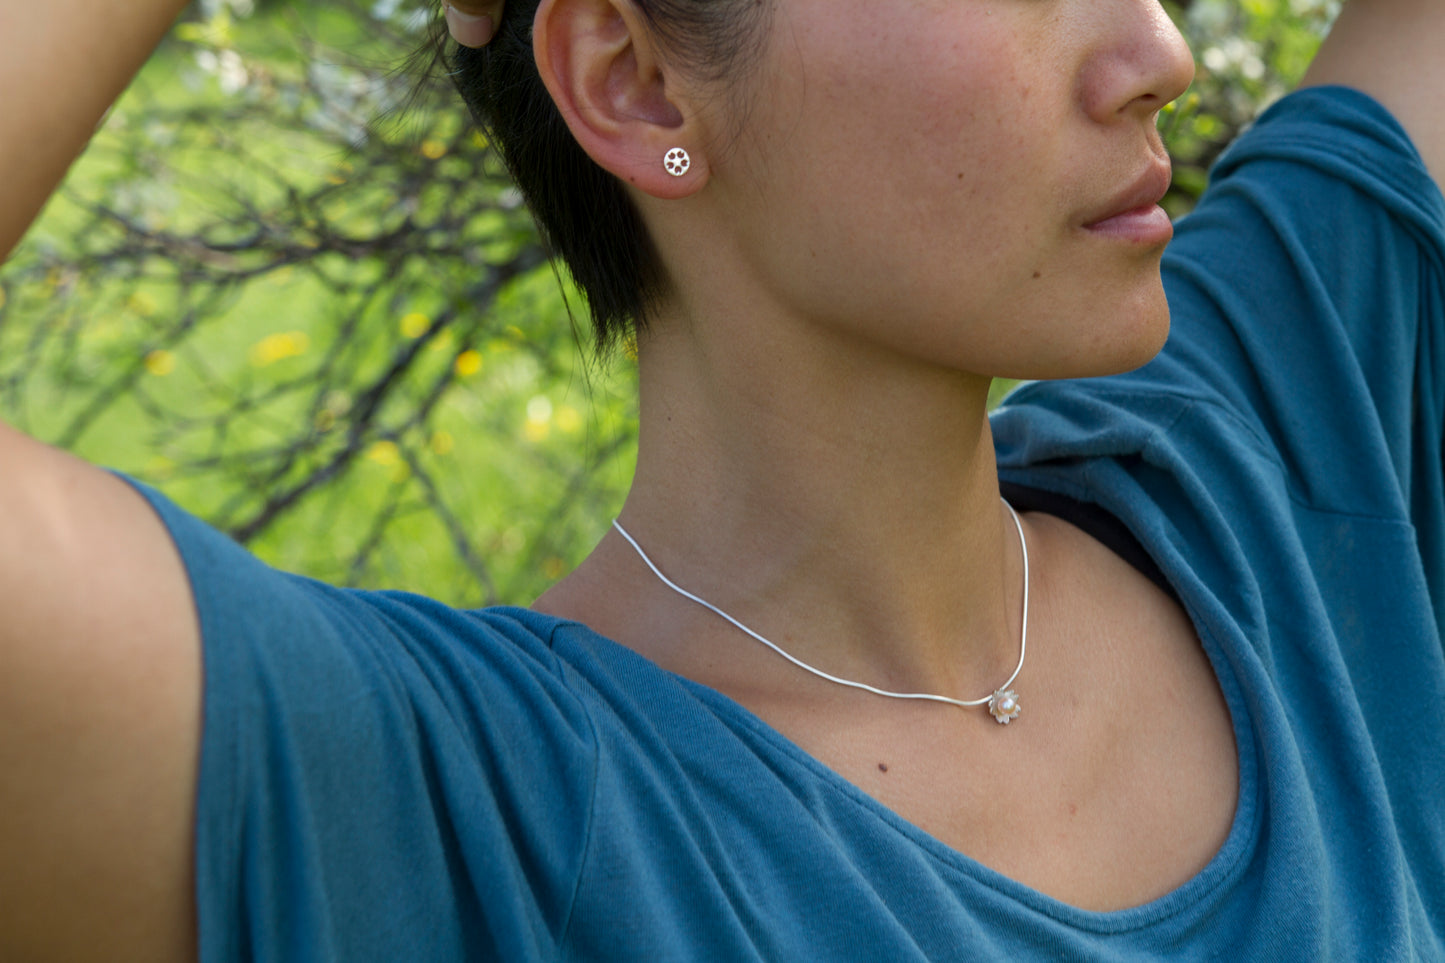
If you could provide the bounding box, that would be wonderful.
[1079,0,1196,124]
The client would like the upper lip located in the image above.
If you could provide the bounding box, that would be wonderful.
[1082,159,1173,228]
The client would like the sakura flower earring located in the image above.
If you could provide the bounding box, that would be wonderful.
[663,148,691,177]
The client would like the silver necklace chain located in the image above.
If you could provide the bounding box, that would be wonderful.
[611,500,1029,725]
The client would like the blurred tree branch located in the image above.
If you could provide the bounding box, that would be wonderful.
[1,0,635,605]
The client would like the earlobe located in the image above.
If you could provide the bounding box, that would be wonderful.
[533,0,708,199]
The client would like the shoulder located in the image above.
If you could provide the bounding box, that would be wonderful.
[138,477,581,701]
[122,483,611,960]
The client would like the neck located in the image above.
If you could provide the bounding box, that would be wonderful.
[612,307,1024,697]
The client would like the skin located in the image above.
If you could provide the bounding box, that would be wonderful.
[0,0,1442,957]
[532,0,1175,669]
[665,0,1193,382]
[445,1,505,46]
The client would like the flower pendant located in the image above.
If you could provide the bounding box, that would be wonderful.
[988,688,1021,724]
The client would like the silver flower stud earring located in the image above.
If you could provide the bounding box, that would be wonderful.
[664,148,691,177]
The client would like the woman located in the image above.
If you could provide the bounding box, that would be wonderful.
[1,0,1442,959]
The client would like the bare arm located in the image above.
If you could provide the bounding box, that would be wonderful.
[0,429,201,962]
[0,1,201,960]
[1303,0,1445,182]
[0,0,191,261]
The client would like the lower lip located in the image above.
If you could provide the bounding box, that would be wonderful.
[1084,204,1173,245]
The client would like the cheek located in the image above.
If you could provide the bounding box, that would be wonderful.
[740,27,1063,304]
[710,4,1159,376]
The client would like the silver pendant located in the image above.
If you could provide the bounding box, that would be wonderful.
[988,688,1021,724]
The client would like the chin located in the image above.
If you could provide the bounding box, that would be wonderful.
[1076,274,1173,377]
[995,288,1172,382]
[1094,306,1172,375]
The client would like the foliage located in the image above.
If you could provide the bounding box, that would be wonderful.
[1163,0,1340,213]
[0,0,1337,605]
[1,1,634,606]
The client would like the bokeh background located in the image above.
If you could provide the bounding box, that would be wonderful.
[0,0,1341,606]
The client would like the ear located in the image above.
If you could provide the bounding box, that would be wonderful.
[533,0,708,199]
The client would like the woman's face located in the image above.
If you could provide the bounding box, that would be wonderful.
[695,0,1196,380]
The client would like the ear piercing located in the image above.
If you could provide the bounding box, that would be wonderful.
[664,148,691,177]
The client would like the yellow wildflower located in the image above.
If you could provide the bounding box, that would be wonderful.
[249,331,311,367]
[144,350,176,376]
[454,350,483,378]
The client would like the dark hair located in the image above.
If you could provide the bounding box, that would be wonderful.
[445,0,771,355]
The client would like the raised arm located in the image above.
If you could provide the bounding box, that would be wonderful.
[0,0,191,260]
[0,2,203,961]
[1303,0,1445,182]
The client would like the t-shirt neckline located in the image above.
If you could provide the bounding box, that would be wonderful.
[525,583,1262,935]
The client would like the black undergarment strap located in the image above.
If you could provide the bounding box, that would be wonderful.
[998,483,1174,601]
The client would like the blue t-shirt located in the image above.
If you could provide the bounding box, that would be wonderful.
[134,87,1445,960]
